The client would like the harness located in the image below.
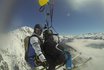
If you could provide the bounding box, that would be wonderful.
[55,44,63,52]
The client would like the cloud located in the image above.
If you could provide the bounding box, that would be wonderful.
[65,0,104,18]
[69,0,91,10]
[67,0,103,11]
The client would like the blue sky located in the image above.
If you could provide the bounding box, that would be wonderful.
[9,0,104,35]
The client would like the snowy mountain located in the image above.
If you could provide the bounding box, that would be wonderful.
[0,26,33,70]
[63,32,104,40]
[0,26,104,70]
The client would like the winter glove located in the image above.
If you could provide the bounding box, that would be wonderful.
[42,61,48,68]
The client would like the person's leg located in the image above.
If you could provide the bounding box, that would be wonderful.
[27,57,36,70]
[65,52,72,70]
[27,44,37,70]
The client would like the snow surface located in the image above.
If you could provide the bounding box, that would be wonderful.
[0,26,104,70]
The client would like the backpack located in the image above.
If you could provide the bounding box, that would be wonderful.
[24,36,30,61]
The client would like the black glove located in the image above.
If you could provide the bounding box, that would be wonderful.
[42,61,48,68]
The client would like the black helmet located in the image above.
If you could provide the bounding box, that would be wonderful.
[34,24,43,30]
[43,29,53,36]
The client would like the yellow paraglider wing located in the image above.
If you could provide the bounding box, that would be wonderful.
[39,0,49,6]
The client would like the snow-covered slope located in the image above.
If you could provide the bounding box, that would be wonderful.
[0,26,104,70]
[0,26,33,70]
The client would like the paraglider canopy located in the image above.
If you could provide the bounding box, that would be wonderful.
[39,0,49,6]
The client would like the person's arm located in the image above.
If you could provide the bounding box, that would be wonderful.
[30,37,46,62]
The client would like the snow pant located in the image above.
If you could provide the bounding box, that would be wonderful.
[27,56,36,70]
[26,43,36,69]
[65,51,72,70]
